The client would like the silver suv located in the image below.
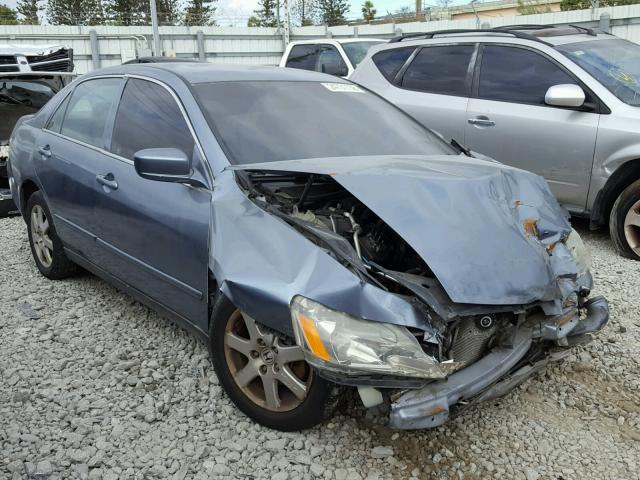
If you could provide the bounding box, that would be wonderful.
[351,25,640,260]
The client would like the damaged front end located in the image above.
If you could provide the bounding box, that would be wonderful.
[217,155,609,430]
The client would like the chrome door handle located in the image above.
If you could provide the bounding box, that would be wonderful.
[38,145,52,158]
[468,117,495,127]
[96,173,118,190]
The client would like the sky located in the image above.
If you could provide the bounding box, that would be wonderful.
[1,0,471,26]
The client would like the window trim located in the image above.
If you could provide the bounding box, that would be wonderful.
[471,43,609,113]
[391,42,478,99]
[42,74,210,183]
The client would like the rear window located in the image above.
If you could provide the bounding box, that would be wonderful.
[400,45,474,96]
[285,45,318,71]
[372,47,415,81]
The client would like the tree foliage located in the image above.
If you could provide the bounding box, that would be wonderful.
[16,0,40,24]
[184,0,217,26]
[560,0,640,10]
[46,0,103,25]
[516,0,551,14]
[105,0,148,26]
[292,0,316,26]
[317,0,348,26]
[0,3,19,24]
[361,0,375,21]
[252,0,280,27]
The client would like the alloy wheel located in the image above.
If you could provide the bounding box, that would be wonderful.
[223,309,312,412]
[30,205,53,268]
[624,199,640,256]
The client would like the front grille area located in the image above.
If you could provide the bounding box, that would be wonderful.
[0,55,18,72]
[27,48,73,72]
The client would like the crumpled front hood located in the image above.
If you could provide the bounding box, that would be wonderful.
[232,155,577,305]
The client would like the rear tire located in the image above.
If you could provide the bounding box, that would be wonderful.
[26,191,79,279]
[208,293,335,431]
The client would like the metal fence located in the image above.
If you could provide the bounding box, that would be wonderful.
[1,4,640,74]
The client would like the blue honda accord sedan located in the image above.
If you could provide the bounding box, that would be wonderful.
[7,63,609,431]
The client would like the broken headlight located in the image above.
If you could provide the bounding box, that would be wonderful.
[566,229,590,276]
[290,296,447,379]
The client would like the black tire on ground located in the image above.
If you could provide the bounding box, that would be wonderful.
[208,293,336,431]
[610,179,640,260]
[26,191,79,279]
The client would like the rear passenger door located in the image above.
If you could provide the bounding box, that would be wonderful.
[95,77,211,330]
[376,44,475,143]
[465,45,599,211]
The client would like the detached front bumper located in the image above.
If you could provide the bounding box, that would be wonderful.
[389,296,609,430]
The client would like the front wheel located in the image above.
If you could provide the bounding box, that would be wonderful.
[208,294,336,431]
[610,179,640,260]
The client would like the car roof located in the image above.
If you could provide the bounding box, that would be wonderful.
[380,25,612,48]
[85,62,352,85]
[288,38,386,45]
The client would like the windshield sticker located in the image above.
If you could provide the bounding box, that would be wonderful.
[321,83,364,93]
[572,50,585,56]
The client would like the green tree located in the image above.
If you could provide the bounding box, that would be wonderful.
[361,0,375,21]
[252,0,279,27]
[559,0,640,9]
[184,0,217,25]
[47,0,103,25]
[16,0,41,24]
[105,0,148,25]
[157,0,180,25]
[247,14,260,26]
[317,0,348,25]
[293,0,315,26]
[0,3,19,24]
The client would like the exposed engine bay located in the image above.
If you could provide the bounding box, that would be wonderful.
[236,169,521,368]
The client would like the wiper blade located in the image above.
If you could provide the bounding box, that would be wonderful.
[450,138,473,157]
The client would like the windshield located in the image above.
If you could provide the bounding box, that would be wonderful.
[194,80,454,165]
[342,41,385,67]
[557,38,640,106]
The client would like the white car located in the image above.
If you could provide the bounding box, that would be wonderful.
[279,38,386,78]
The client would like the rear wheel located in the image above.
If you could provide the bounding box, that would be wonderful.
[26,191,78,279]
[610,179,640,260]
[208,294,335,431]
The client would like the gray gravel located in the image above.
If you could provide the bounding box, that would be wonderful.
[1,216,639,480]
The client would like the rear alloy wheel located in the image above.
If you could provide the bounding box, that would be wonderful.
[209,294,335,431]
[26,191,78,279]
[610,179,640,260]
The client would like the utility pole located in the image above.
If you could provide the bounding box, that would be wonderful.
[150,0,162,56]
[283,0,291,46]
[416,0,422,20]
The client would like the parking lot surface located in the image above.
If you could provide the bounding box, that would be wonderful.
[1,216,638,480]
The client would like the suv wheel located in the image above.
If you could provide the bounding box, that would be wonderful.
[208,293,335,431]
[26,191,78,278]
[610,179,640,260]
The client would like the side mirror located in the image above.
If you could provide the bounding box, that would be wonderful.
[321,62,348,77]
[545,84,586,108]
[134,148,195,184]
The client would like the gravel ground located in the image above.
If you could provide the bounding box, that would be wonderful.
[1,215,639,480]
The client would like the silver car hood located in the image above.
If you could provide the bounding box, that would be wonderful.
[231,154,576,306]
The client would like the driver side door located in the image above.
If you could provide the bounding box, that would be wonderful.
[465,44,600,212]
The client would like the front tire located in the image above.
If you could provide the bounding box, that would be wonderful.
[26,191,78,279]
[610,179,640,260]
[208,293,335,431]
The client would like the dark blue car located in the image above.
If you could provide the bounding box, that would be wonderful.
[8,63,608,431]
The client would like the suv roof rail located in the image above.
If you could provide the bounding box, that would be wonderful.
[388,28,553,46]
[494,23,599,37]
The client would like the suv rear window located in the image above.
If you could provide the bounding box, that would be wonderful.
[372,47,415,81]
[401,45,474,96]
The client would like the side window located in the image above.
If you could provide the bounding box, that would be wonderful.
[60,78,122,147]
[478,45,577,105]
[316,45,347,74]
[400,45,475,97]
[285,45,318,71]
[45,93,71,133]
[372,47,416,82]
[110,79,195,161]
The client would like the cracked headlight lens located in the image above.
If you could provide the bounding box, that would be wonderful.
[290,295,447,379]
[566,229,590,276]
